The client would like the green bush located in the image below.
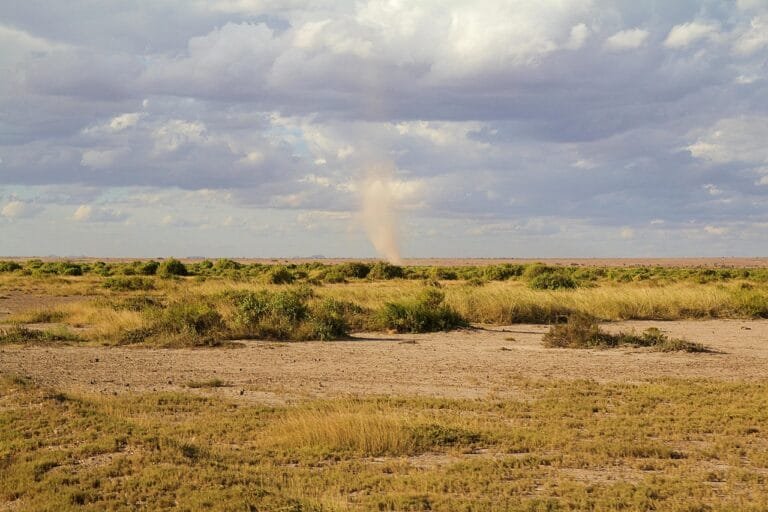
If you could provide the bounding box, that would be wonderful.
[266,266,295,284]
[0,261,22,272]
[303,298,350,340]
[369,261,404,280]
[483,264,524,281]
[379,287,467,333]
[529,272,577,290]
[321,269,347,283]
[158,258,188,277]
[229,287,351,341]
[232,288,310,339]
[139,260,160,275]
[214,259,242,271]
[430,267,458,280]
[151,301,224,339]
[338,262,371,279]
[103,276,155,291]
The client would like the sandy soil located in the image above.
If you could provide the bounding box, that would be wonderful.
[1,319,766,404]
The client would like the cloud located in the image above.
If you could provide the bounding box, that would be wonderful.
[1,200,41,219]
[564,23,590,50]
[1,1,767,257]
[72,204,127,222]
[604,28,649,51]
[152,120,207,153]
[732,15,768,55]
[687,116,768,165]
[664,21,720,49]
[704,225,728,235]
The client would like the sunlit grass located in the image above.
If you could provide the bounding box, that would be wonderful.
[2,375,768,510]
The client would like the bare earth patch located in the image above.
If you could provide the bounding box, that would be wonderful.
[2,319,767,404]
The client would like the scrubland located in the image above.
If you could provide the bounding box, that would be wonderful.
[2,258,768,510]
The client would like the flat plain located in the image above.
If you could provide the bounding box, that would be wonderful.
[2,258,768,511]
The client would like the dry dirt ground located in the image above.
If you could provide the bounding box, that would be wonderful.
[2,319,767,405]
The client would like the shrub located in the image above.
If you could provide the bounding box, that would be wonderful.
[155,301,224,336]
[103,276,155,291]
[379,287,467,333]
[321,269,347,283]
[139,260,160,275]
[543,314,708,352]
[542,313,609,348]
[529,272,577,290]
[483,264,524,281]
[0,261,22,272]
[158,258,188,277]
[339,262,371,279]
[232,288,311,339]
[430,267,458,280]
[368,261,404,280]
[266,266,295,284]
[303,298,350,340]
[229,288,352,341]
[214,259,242,271]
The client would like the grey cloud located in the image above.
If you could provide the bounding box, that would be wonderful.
[1,0,768,256]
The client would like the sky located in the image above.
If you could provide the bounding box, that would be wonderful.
[1,0,768,258]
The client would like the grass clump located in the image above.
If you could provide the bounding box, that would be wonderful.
[379,287,467,333]
[543,313,708,352]
[0,324,80,344]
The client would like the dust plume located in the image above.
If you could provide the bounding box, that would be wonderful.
[360,162,402,264]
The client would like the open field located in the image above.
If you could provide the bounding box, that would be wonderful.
[2,260,768,510]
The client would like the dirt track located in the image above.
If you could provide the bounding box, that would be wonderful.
[2,319,767,404]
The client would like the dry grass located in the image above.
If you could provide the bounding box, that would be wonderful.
[2,375,768,510]
[3,272,768,346]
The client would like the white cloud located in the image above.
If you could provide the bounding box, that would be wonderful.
[687,116,768,164]
[564,23,590,50]
[733,15,768,55]
[573,158,597,170]
[604,28,649,51]
[664,21,720,48]
[395,121,486,147]
[1,200,41,219]
[152,120,206,153]
[703,184,723,196]
[72,204,92,221]
[108,112,143,131]
[72,204,126,222]
[704,225,728,235]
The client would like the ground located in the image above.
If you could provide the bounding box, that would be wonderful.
[2,319,767,404]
